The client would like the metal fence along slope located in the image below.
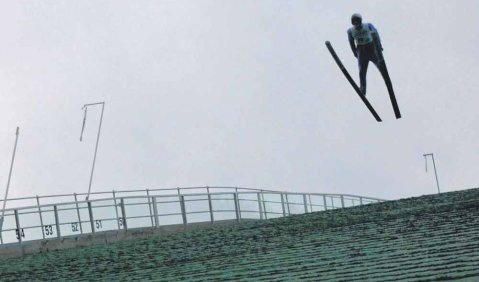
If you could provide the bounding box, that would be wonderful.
[0,186,383,246]
[0,187,478,281]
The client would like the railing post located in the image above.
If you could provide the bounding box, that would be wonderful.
[341,195,345,208]
[235,187,241,219]
[237,191,242,221]
[179,195,187,226]
[262,191,268,220]
[233,193,240,222]
[14,209,21,244]
[280,193,286,217]
[207,190,214,224]
[74,193,83,234]
[88,201,95,234]
[146,189,154,227]
[285,194,291,215]
[360,197,364,206]
[257,192,263,220]
[54,205,61,238]
[303,194,308,214]
[152,197,159,228]
[113,191,120,230]
[120,198,128,231]
[36,195,45,239]
[323,195,328,210]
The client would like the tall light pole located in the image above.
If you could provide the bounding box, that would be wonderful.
[80,102,105,201]
[423,153,441,194]
[0,127,20,231]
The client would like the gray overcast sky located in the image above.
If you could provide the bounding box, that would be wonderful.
[1,1,478,201]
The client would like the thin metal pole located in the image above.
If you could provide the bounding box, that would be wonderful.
[152,197,159,227]
[235,187,242,220]
[207,190,214,223]
[206,186,211,211]
[280,193,286,217]
[146,189,154,227]
[303,194,308,213]
[80,102,105,201]
[113,191,120,230]
[233,192,240,222]
[236,190,242,221]
[120,198,128,231]
[262,191,268,220]
[180,195,187,226]
[37,196,45,239]
[423,153,441,194]
[54,205,61,238]
[14,210,21,244]
[74,193,83,234]
[286,194,291,215]
[1,127,20,231]
[431,155,441,193]
[88,201,95,234]
[257,192,263,220]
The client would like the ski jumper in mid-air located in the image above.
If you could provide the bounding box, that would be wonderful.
[324,13,401,120]
[347,13,391,97]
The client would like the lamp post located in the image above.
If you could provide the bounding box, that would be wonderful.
[80,102,105,201]
[0,127,20,231]
[423,153,441,194]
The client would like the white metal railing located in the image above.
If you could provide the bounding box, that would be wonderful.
[0,187,384,245]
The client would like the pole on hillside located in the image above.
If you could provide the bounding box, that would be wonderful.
[0,127,20,232]
[423,153,441,194]
[80,102,105,201]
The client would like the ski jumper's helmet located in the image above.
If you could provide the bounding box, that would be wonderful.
[351,13,362,26]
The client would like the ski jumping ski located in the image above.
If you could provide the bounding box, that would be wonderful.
[375,49,401,119]
[325,41,382,122]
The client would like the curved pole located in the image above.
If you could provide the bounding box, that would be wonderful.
[81,102,105,201]
[423,153,441,194]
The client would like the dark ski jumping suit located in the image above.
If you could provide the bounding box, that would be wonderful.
[347,23,392,95]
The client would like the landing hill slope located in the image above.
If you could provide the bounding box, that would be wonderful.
[1,188,479,281]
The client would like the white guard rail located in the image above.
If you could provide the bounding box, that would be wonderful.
[0,186,384,245]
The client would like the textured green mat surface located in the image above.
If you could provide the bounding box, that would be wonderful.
[1,188,479,281]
